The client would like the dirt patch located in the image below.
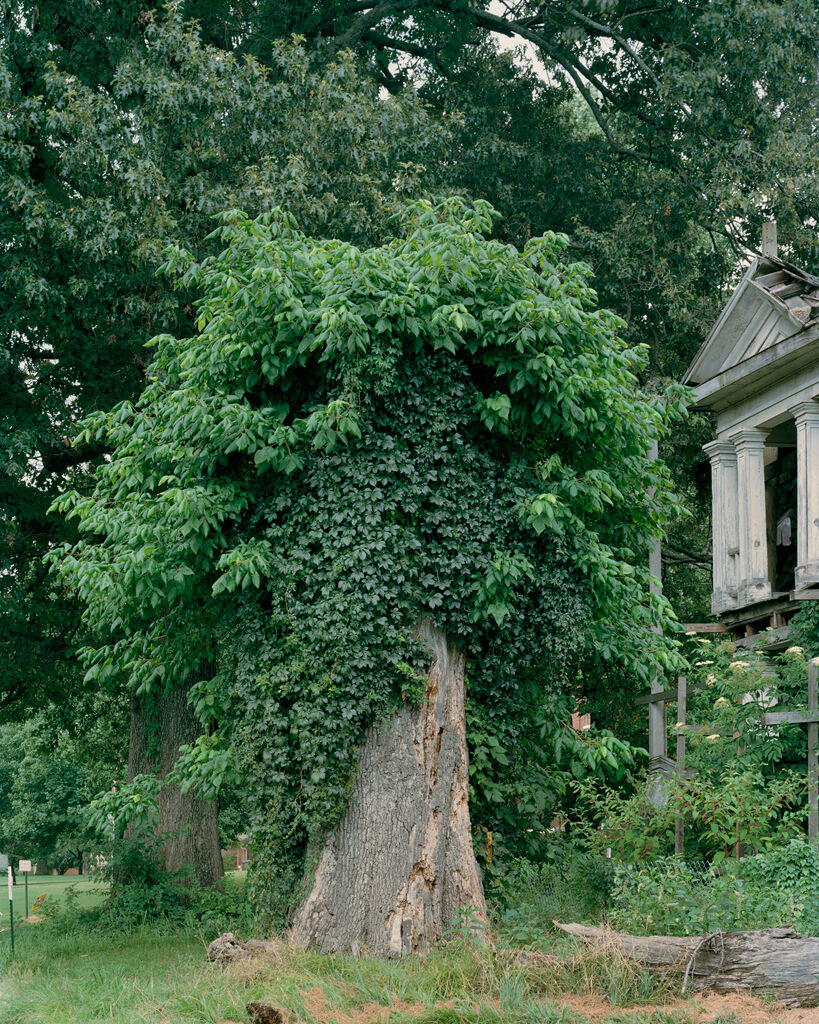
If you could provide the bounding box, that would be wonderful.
[560,991,819,1023]
[300,986,429,1024]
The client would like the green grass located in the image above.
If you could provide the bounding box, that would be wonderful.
[1,874,108,927]
[0,910,693,1024]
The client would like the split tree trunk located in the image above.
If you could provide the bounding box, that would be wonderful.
[289,622,487,956]
[556,922,819,1007]
[129,686,223,888]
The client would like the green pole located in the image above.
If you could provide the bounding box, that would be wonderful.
[7,866,13,957]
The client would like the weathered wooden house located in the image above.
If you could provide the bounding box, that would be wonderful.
[684,226,819,637]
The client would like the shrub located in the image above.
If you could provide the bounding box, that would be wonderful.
[494,846,613,946]
[608,840,819,936]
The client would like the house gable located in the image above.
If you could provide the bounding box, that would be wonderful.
[684,257,819,386]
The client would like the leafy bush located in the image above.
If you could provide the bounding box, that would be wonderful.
[609,841,819,935]
[573,641,816,864]
[185,877,251,937]
[494,846,613,946]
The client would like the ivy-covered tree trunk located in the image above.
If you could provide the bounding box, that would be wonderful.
[128,688,223,888]
[289,622,487,955]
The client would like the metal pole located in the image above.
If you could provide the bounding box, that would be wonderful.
[7,866,13,957]
[24,872,28,920]
[675,675,686,856]
[808,662,818,845]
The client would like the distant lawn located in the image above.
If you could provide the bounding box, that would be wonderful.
[2,874,108,927]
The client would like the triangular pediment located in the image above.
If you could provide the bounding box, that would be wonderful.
[684,257,819,385]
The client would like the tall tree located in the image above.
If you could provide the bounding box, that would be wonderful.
[51,199,685,949]
[1,9,452,881]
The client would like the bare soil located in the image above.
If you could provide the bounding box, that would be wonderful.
[561,991,819,1023]
[300,987,432,1024]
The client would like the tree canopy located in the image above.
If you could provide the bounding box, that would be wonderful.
[1,12,449,711]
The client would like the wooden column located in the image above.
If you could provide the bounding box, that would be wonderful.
[733,428,771,607]
[703,440,739,613]
[792,402,819,591]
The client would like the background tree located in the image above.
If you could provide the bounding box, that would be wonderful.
[0,692,126,872]
[1,10,451,882]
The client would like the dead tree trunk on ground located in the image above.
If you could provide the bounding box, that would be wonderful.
[556,922,819,1007]
[289,621,487,956]
[129,686,223,888]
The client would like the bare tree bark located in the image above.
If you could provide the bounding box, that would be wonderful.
[289,621,487,956]
[128,687,223,888]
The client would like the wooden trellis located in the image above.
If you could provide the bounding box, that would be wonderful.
[762,661,819,844]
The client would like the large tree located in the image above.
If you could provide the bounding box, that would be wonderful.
[1,9,452,883]
[52,199,685,949]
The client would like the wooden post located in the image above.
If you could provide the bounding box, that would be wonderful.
[809,662,818,845]
[648,441,667,762]
[761,662,819,845]
[761,220,778,259]
[675,675,686,856]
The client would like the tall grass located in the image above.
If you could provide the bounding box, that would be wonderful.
[0,911,680,1024]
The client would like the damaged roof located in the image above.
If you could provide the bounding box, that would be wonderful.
[684,255,819,388]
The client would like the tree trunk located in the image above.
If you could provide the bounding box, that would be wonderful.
[128,686,223,888]
[289,621,487,956]
[556,922,819,1007]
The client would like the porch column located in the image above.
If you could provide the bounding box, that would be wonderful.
[703,439,739,613]
[733,428,772,606]
[792,401,819,590]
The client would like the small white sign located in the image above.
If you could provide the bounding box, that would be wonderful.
[18,860,32,873]
[7,866,12,901]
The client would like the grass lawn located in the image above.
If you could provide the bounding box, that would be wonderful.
[0,922,620,1024]
[2,874,108,926]
[0,912,777,1024]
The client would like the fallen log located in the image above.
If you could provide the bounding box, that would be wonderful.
[554,922,819,1007]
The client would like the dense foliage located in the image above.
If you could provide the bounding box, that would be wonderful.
[6,0,819,726]
[1,11,449,712]
[51,198,685,918]
[0,692,126,870]
[610,841,819,937]
[573,641,818,862]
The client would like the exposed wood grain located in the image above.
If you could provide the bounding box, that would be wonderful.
[554,923,819,1006]
[761,710,819,726]
[635,681,705,706]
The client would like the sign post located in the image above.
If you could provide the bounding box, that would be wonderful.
[19,861,31,918]
[7,865,13,957]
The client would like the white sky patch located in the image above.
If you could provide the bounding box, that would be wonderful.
[489,1,550,81]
